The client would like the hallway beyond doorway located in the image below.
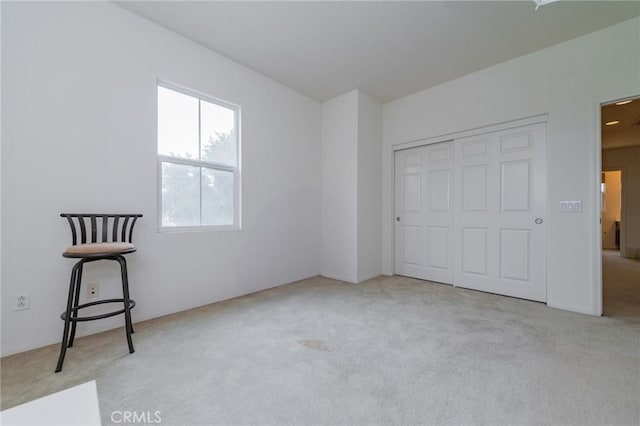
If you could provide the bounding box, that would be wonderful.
[603,249,640,321]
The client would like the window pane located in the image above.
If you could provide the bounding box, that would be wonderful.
[200,100,236,166]
[158,86,199,159]
[161,162,200,227]
[201,168,234,226]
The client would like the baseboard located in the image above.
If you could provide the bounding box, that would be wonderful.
[1,337,62,358]
[1,273,321,358]
[320,273,358,284]
[356,273,383,283]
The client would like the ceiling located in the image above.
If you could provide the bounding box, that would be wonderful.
[602,98,640,150]
[116,1,640,103]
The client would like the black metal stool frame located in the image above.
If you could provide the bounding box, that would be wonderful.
[56,213,142,373]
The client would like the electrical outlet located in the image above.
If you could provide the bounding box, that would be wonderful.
[87,283,100,299]
[15,293,29,311]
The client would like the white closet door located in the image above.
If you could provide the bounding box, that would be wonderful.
[395,142,453,284]
[453,123,547,302]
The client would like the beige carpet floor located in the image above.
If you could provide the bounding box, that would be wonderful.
[1,275,639,425]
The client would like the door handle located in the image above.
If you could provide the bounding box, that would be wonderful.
[535,218,543,224]
[396,217,401,222]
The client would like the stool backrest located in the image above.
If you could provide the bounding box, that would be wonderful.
[61,214,143,245]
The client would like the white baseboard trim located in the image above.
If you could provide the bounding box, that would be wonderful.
[356,273,383,283]
[320,273,358,284]
[1,273,321,358]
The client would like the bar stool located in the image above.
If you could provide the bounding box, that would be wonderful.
[55,213,142,373]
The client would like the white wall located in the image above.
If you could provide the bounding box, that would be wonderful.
[602,147,640,258]
[383,18,640,315]
[357,92,382,282]
[321,91,359,283]
[0,2,3,338]
[321,90,382,283]
[1,2,321,356]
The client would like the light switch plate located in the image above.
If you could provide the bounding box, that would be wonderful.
[560,200,582,212]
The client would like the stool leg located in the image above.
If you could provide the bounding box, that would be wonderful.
[67,263,84,348]
[118,256,135,354]
[55,262,80,373]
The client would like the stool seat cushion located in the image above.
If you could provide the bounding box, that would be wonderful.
[64,242,136,257]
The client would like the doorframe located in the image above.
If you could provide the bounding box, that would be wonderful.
[391,113,548,276]
[594,93,640,316]
[392,114,548,153]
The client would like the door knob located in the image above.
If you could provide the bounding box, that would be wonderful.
[396,217,401,222]
[535,218,543,224]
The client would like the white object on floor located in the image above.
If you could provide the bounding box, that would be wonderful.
[1,380,101,426]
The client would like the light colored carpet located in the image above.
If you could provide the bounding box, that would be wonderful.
[1,275,639,425]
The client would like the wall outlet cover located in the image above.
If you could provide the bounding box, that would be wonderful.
[15,293,30,311]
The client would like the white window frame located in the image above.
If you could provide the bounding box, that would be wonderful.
[157,80,241,233]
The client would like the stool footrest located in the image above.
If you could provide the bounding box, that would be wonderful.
[60,298,136,322]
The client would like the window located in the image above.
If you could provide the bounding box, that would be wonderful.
[157,82,240,230]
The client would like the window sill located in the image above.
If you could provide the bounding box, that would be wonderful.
[157,225,240,234]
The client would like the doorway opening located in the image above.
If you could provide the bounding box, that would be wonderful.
[600,97,640,321]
